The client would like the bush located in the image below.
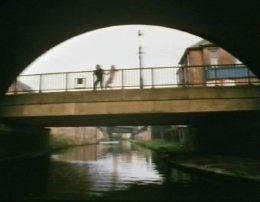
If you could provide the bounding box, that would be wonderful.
[136,139,186,154]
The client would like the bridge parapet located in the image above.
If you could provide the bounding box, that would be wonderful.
[7,65,259,94]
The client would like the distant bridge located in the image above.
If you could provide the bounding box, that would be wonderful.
[106,126,136,134]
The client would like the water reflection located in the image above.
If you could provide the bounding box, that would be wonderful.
[1,141,259,200]
[48,141,164,197]
[171,168,193,183]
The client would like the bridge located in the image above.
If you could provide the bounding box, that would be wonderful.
[1,65,260,162]
[1,86,260,127]
[2,65,260,126]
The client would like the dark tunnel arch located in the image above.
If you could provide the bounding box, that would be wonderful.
[1,0,260,98]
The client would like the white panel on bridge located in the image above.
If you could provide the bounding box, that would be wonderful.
[74,78,86,88]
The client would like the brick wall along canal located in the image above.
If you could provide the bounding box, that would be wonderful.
[0,141,259,200]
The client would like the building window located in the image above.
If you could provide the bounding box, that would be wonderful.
[186,53,190,66]
[208,48,218,66]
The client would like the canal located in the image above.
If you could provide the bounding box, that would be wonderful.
[0,141,259,200]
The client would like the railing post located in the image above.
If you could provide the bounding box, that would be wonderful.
[151,67,154,88]
[182,66,188,87]
[39,74,42,93]
[121,69,124,89]
[139,67,143,89]
[246,66,251,85]
[13,77,17,94]
[214,65,217,86]
[92,71,95,90]
[203,66,205,86]
[65,72,68,91]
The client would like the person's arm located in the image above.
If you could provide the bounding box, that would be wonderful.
[104,70,110,75]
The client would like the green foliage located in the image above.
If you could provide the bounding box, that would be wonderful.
[232,164,250,177]
[136,139,186,154]
[49,137,72,151]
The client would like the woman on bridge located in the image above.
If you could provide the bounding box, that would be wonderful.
[105,65,119,88]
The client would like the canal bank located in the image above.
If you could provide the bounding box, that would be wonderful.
[133,140,260,184]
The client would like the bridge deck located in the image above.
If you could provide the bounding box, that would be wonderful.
[1,86,260,126]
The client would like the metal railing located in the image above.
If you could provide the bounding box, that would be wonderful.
[6,64,260,94]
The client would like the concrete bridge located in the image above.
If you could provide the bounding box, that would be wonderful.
[1,86,260,127]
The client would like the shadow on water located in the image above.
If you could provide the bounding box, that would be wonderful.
[0,141,259,201]
[0,156,51,200]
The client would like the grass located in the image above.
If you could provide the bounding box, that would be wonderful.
[134,139,186,154]
[49,137,74,151]
[232,164,250,177]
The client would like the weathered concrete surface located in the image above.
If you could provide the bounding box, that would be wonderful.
[1,86,260,126]
[168,156,260,182]
[49,127,107,150]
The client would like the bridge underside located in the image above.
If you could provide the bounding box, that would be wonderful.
[2,111,260,127]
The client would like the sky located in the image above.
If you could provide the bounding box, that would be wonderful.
[21,25,202,75]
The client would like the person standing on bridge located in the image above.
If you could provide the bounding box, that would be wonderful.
[105,65,119,88]
[93,64,104,90]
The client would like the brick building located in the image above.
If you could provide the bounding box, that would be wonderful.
[177,40,258,86]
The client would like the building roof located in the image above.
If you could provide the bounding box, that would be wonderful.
[178,39,216,64]
[8,80,33,92]
[189,39,212,48]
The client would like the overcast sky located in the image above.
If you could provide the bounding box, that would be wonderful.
[21,25,202,75]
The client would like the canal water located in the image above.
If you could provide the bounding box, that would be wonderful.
[0,141,259,201]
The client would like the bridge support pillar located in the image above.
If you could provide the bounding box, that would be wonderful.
[0,123,50,161]
[194,119,260,157]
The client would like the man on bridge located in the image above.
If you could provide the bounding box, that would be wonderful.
[93,64,104,90]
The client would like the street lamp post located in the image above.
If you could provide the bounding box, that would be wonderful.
[138,30,143,89]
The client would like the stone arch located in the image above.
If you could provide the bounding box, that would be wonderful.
[1,0,260,97]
